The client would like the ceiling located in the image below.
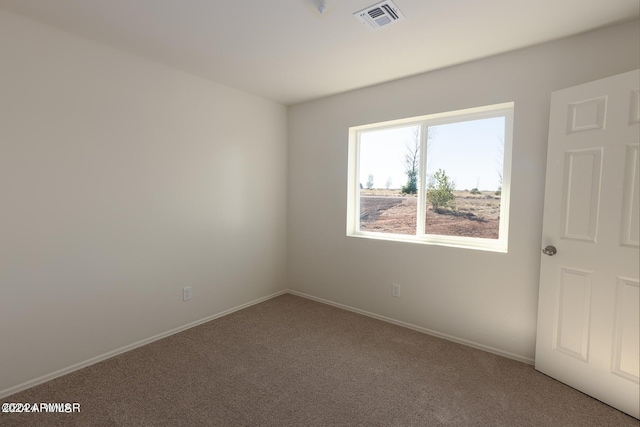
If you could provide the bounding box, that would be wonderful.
[0,0,638,105]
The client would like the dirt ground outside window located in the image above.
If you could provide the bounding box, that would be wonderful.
[359,189,500,239]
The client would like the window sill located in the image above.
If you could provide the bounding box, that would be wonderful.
[347,231,508,253]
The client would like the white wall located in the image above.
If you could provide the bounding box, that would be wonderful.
[288,20,640,362]
[0,10,287,394]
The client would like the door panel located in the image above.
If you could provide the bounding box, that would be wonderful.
[554,267,592,361]
[612,277,639,382]
[536,70,640,419]
[561,148,602,241]
[620,144,639,247]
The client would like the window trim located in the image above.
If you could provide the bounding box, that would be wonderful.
[347,102,514,253]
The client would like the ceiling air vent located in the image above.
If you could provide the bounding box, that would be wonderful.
[354,0,405,30]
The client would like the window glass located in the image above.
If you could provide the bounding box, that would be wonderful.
[347,103,514,252]
[359,126,419,235]
[425,117,505,239]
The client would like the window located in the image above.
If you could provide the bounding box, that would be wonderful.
[347,102,514,252]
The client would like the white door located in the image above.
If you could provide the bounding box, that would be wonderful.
[536,69,640,419]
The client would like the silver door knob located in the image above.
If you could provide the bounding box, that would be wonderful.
[542,246,557,256]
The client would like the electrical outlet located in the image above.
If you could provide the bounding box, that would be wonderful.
[183,286,192,301]
[392,283,400,298]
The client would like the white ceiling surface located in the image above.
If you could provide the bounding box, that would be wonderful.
[1,1,638,105]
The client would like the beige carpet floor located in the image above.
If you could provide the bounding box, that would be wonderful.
[1,293,638,426]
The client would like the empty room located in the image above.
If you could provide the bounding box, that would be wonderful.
[0,1,639,425]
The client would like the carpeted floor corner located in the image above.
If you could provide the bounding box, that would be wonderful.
[1,294,637,426]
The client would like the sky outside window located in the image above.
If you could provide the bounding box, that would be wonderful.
[359,117,505,191]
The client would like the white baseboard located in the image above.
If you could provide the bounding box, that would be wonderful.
[287,290,535,365]
[0,289,288,399]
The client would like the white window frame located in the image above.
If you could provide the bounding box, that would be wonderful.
[347,102,514,253]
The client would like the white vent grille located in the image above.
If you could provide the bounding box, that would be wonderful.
[354,0,405,30]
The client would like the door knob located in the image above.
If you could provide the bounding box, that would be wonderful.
[542,246,557,256]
